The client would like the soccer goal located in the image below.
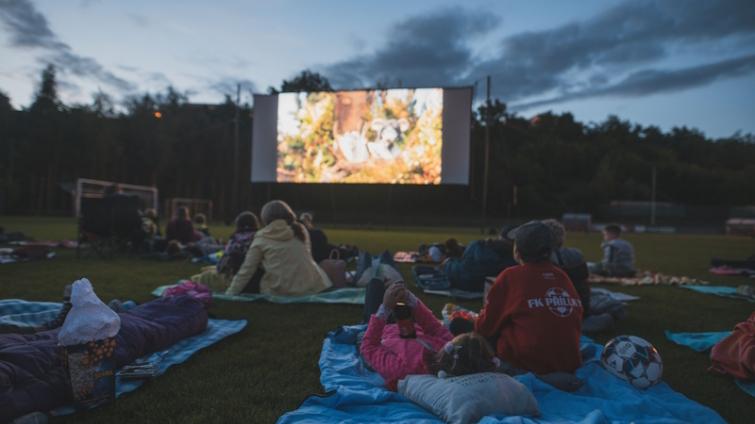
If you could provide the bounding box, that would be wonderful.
[73,178,158,217]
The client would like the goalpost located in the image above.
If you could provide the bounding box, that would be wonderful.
[73,178,159,217]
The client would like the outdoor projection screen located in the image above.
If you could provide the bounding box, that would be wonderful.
[251,87,471,185]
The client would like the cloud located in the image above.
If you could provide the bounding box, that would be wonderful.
[320,0,755,105]
[470,0,755,101]
[126,13,149,28]
[323,7,499,88]
[511,53,755,110]
[0,0,135,92]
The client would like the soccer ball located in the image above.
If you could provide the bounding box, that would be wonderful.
[601,335,663,389]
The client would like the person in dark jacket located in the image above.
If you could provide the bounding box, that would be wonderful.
[442,230,517,292]
[542,219,590,317]
[299,212,333,263]
[166,207,199,244]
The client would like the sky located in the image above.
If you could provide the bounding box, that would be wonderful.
[1,0,754,138]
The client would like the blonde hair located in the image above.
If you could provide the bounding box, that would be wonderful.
[261,200,306,242]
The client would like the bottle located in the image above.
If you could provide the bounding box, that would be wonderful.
[394,301,416,339]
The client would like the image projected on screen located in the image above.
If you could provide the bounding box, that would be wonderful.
[277,88,443,184]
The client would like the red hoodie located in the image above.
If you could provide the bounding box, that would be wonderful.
[476,261,583,374]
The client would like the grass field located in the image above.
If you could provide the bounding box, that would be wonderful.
[1,215,754,424]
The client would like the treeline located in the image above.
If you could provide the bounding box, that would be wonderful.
[0,65,252,220]
[1,66,754,222]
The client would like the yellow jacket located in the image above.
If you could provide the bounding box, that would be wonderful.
[225,219,332,296]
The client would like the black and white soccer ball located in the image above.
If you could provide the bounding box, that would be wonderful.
[601,335,663,389]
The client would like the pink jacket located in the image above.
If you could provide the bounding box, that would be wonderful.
[360,300,453,390]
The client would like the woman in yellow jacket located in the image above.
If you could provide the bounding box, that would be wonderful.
[225,200,332,296]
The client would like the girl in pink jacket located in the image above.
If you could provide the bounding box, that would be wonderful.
[360,283,498,390]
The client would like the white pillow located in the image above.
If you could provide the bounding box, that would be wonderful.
[398,372,539,424]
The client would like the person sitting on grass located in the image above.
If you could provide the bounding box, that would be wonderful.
[588,224,636,277]
[190,211,260,292]
[361,282,496,390]
[166,206,200,245]
[194,213,211,237]
[299,212,332,263]
[225,200,332,296]
[542,219,590,317]
[442,230,517,292]
[476,221,584,379]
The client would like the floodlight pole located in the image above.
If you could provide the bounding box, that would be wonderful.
[232,83,241,218]
[481,75,491,232]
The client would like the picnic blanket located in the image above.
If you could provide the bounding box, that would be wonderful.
[588,270,709,286]
[0,246,56,265]
[277,324,726,424]
[680,285,755,302]
[0,299,63,329]
[665,330,755,397]
[152,284,365,304]
[393,251,437,264]
[51,318,247,416]
[709,265,755,277]
[0,298,246,420]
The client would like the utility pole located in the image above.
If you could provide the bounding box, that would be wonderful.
[650,165,657,226]
[232,83,241,219]
[481,75,491,232]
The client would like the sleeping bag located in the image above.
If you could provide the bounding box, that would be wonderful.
[0,295,208,422]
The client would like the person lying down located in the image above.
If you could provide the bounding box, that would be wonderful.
[361,282,583,393]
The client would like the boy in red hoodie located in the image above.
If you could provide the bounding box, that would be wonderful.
[476,221,583,375]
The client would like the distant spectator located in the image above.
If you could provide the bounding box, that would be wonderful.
[166,207,199,244]
[103,183,142,247]
[589,224,636,277]
[442,229,517,292]
[542,219,590,317]
[142,208,161,237]
[217,211,261,277]
[194,213,210,237]
[299,212,332,263]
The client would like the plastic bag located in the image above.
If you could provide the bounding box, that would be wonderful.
[58,278,121,346]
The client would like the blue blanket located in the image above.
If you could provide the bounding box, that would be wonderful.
[278,325,726,424]
[680,285,755,302]
[0,299,62,328]
[0,298,246,420]
[664,330,755,397]
[51,318,247,416]
[153,284,365,304]
[664,330,730,352]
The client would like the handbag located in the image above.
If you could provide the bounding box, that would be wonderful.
[319,249,347,288]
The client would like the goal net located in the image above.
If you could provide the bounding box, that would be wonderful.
[74,178,158,217]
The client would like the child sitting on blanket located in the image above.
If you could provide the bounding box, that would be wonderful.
[476,221,583,376]
[194,213,211,237]
[361,283,495,390]
[190,211,260,292]
[225,200,332,296]
[588,224,636,277]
